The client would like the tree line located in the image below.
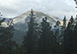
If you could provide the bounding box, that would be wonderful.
[0,9,77,54]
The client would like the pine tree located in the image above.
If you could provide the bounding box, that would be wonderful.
[64,16,74,54]
[0,20,17,54]
[61,16,67,45]
[72,17,77,54]
[70,16,74,24]
[38,17,57,54]
[54,20,64,54]
[54,20,61,45]
[63,16,66,28]
[73,23,77,54]
[22,9,38,54]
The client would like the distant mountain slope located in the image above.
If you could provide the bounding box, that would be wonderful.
[11,10,58,45]
[13,10,57,32]
[12,29,25,45]
[13,10,57,23]
[0,10,69,45]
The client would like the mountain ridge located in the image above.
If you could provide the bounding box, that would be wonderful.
[13,10,57,23]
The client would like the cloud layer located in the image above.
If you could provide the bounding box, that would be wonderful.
[0,0,76,19]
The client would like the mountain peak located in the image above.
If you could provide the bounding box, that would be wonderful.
[13,10,57,23]
[13,10,59,32]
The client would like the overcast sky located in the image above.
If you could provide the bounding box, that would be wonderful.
[0,0,76,19]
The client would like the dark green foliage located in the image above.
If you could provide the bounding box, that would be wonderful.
[73,21,77,54]
[1,11,77,54]
[54,20,61,44]
[0,20,17,54]
[63,16,66,28]
[70,16,74,24]
[54,20,64,54]
[22,9,38,54]
[61,16,67,44]
[63,16,75,54]
[38,17,57,54]
[55,20,60,27]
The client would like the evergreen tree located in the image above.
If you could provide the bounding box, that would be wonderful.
[64,16,74,54]
[54,20,64,54]
[70,16,74,24]
[63,16,66,28]
[54,20,61,45]
[0,20,17,54]
[61,16,67,45]
[72,16,77,54]
[73,22,77,54]
[38,17,57,54]
[22,9,38,54]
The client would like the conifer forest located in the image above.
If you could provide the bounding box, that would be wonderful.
[0,0,77,54]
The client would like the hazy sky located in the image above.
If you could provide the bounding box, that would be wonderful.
[0,0,76,19]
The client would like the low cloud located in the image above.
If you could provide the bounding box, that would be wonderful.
[0,0,76,19]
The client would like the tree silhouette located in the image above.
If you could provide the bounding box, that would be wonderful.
[63,16,66,28]
[64,16,74,54]
[0,19,17,54]
[38,17,57,54]
[22,9,38,54]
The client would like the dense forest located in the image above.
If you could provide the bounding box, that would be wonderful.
[0,9,77,54]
